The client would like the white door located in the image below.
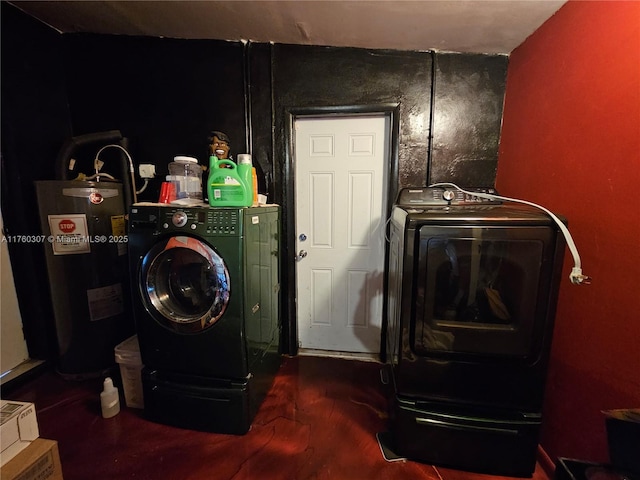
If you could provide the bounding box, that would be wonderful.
[295,115,388,353]
[1,211,30,376]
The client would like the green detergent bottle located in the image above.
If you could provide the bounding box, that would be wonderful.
[207,154,253,207]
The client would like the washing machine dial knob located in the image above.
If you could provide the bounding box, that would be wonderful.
[172,211,188,227]
[443,189,456,202]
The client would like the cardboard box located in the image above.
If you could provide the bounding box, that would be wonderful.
[0,438,63,480]
[0,401,39,466]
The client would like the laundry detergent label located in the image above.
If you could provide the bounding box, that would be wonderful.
[213,186,245,200]
[86,283,124,321]
[48,214,90,255]
[210,174,241,186]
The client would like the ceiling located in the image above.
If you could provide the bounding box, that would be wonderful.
[10,1,566,55]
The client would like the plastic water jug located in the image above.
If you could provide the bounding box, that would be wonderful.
[207,154,253,207]
[167,156,202,200]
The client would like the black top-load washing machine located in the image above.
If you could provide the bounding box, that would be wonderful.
[128,204,280,434]
[385,187,566,477]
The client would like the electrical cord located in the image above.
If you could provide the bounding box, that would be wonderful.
[429,182,591,286]
[136,179,150,195]
[94,144,140,203]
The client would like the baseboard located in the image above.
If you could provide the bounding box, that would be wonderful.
[0,359,48,392]
[297,348,381,363]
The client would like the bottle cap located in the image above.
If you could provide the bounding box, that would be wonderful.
[103,377,116,393]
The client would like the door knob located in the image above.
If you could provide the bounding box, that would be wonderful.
[295,250,308,261]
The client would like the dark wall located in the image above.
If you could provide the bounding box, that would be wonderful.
[247,43,274,196]
[1,3,508,360]
[62,33,248,199]
[272,44,433,189]
[430,53,508,187]
[1,3,71,359]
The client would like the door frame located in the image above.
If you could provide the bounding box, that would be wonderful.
[282,103,401,357]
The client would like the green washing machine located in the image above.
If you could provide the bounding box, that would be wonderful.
[128,204,281,434]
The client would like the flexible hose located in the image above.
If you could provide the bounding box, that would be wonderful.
[94,144,138,204]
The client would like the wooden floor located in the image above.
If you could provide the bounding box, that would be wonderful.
[5,355,552,480]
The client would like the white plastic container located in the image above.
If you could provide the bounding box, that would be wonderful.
[114,335,144,409]
[100,377,120,418]
[168,155,202,200]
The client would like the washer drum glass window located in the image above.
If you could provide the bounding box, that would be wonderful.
[140,235,230,334]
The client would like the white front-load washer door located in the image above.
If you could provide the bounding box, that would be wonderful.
[140,235,230,334]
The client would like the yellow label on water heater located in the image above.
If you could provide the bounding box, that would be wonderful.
[111,215,127,256]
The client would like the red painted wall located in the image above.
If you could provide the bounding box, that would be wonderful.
[497,0,640,463]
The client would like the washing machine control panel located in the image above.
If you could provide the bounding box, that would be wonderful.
[130,206,243,236]
[396,187,500,206]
